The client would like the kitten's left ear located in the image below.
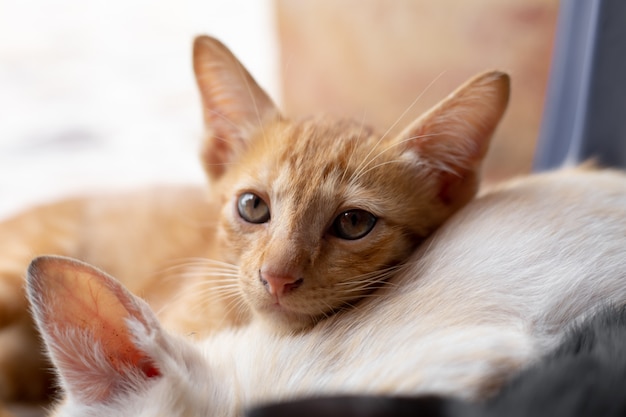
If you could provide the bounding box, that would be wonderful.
[193,35,280,180]
[26,256,166,405]
[397,71,510,209]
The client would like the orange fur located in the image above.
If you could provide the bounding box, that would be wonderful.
[194,37,509,331]
[29,166,626,417]
[0,35,508,405]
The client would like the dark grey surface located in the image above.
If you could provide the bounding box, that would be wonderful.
[533,0,626,170]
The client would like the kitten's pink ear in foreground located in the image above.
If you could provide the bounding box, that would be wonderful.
[398,71,510,209]
[26,256,163,405]
[193,35,280,180]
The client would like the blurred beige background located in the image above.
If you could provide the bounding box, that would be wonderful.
[276,0,559,181]
[0,0,558,221]
[3,1,560,415]
[0,0,279,219]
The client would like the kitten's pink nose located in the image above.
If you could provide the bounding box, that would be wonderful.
[260,271,303,298]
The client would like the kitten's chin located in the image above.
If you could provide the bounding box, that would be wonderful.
[255,304,315,334]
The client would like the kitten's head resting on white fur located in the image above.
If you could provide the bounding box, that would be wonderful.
[27,255,531,417]
[28,168,626,417]
[192,35,510,332]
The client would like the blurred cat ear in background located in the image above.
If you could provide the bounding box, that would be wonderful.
[27,256,164,405]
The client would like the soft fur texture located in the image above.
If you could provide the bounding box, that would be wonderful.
[27,167,626,417]
[0,36,509,403]
[249,305,626,417]
[189,36,509,333]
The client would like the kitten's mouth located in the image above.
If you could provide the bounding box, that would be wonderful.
[255,293,325,331]
[262,303,313,329]
[266,299,292,312]
[260,298,304,317]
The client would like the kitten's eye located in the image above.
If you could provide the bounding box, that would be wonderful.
[331,210,377,240]
[237,192,270,224]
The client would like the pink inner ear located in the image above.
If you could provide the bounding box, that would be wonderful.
[142,362,161,378]
[436,169,478,208]
[202,133,236,180]
[30,256,162,400]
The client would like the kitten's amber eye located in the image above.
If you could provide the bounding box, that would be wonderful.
[237,192,270,224]
[331,209,377,240]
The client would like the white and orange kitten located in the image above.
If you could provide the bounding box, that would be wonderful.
[0,36,507,403]
[184,36,508,333]
[29,167,626,417]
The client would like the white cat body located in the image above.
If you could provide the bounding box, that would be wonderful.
[31,167,626,417]
[48,319,530,417]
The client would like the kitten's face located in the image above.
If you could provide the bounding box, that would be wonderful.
[193,36,509,331]
[27,255,532,417]
[216,118,447,330]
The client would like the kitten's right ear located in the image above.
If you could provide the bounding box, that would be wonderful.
[193,35,280,180]
[395,71,510,211]
[26,256,165,405]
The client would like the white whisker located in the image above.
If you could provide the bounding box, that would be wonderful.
[350,72,446,183]
[352,160,407,183]
[340,108,368,184]
[233,52,271,152]
[176,258,240,269]
[351,133,439,182]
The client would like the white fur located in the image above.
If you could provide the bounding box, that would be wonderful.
[43,167,626,417]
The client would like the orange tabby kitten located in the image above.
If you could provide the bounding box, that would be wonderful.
[27,166,626,417]
[0,36,508,403]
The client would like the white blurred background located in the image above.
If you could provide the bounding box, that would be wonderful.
[0,0,278,219]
